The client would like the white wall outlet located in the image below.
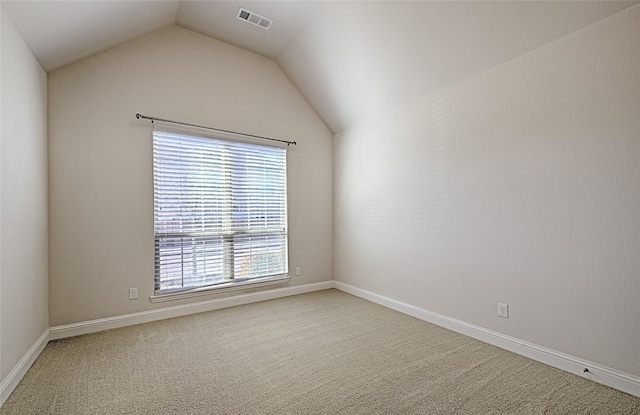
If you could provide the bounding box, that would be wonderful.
[295,267,301,276]
[129,287,139,300]
[498,302,509,318]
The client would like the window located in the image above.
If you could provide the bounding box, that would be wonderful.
[153,128,288,295]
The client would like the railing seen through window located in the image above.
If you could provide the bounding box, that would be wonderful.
[153,130,288,294]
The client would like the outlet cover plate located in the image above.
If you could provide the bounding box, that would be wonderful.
[498,302,509,318]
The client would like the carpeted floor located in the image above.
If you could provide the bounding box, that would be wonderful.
[2,289,639,414]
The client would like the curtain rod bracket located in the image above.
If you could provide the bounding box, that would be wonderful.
[135,113,296,146]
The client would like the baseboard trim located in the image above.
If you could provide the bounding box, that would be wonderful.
[333,281,640,398]
[6,280,637,408]
[0,329,50,406]
[50,281,333,340]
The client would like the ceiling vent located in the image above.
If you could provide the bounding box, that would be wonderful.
[236,7,273,30]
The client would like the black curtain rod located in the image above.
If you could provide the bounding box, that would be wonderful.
[135,113,296,146]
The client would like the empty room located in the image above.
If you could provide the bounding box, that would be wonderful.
[1,1,639,413]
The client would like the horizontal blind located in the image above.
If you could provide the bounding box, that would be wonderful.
[153,130,288,293]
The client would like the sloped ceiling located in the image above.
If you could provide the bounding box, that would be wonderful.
[2,1,637,133]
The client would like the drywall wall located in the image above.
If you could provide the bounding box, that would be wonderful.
[48,25,333,326]
[0,8,49,382]
[334,5,639,377]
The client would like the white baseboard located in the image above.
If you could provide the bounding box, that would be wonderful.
[5,280,637,410]
[50,281,333,340]
[0,329,50,406]
[333,281,640,398]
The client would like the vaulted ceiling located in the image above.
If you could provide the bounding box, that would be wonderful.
[2,1,637,133]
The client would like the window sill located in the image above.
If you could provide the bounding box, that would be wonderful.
[149,274,290,303]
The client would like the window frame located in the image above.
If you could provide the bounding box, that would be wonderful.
[150,125,290,301]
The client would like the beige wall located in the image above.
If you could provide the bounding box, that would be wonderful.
[48,26,333,326]
[335,6,640,376]
[0,9,49,381]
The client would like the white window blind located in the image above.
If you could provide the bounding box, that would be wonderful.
[153,129,288,294]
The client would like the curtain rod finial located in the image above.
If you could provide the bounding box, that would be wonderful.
[136,113,142,119]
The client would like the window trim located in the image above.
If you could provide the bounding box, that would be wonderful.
[148,274,290,303]
[152,124,290,298]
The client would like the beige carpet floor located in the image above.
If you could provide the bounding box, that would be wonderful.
[2,289,639,414]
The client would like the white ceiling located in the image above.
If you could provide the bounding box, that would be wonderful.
[2,1,637,133]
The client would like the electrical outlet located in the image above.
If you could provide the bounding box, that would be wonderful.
[295,267,301,276]
[498,302,509,318]
[129,287,139,300]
